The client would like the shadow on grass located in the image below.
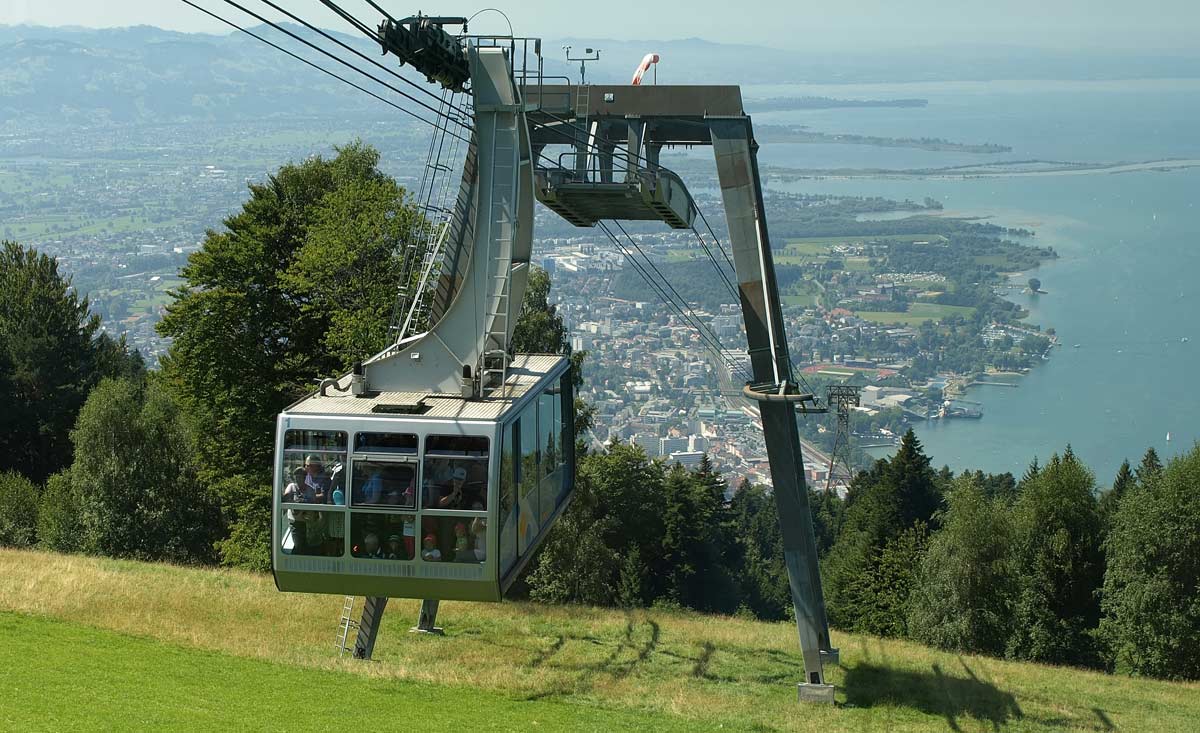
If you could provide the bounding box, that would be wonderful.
[843,659,1022,731]
[520,616,662,701]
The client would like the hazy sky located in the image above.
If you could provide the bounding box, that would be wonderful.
[1,0,1198,51]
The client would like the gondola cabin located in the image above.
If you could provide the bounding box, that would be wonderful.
[272,355,574,602]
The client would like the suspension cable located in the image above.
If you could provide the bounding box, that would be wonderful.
[529,113,818,393]
[176,0,468,143]
[595,218,752,382]
[297,0,475,120]
[217,0,473,135]
[597,222,750,382]
[361,0,397,23]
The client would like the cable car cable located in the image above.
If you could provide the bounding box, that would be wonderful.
[176,0,471,144]
[263,0,475,121]
[608,219,753,381]
[528,147,750,380]
[361,0,398,24]
[527,114,742,307]
[595,218,752,382]
[597,221,751,382]
[215,0,473,136]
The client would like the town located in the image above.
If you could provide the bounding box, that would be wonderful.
[1,118,1058,492]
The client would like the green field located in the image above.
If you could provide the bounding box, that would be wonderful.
[0,613,695,732]
[782,293,819,306]
[2,548,1198,732]
[854,302,976,325]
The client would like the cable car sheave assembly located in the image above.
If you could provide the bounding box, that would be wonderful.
[265,7,838,702]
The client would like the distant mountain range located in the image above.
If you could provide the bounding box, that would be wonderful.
[2,24,1199,124]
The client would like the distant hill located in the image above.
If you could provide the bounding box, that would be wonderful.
[0,23,397,123]
[2,24,1200,123]
[3,547,1200,731]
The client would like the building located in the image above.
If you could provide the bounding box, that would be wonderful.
[668,450,705,468]
[659,436,689,455]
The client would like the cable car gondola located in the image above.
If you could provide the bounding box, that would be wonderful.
[273,355,573,601]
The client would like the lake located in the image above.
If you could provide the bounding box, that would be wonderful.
[744,79,1200,481]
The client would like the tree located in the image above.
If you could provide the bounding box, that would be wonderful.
[36,471,82,553]
[0,241,141,484]
[823,431,940,634]
[67,377,220,563]
[729,481,791,620]
[0,471,39,547]
[659,460,737,612]
[909,475,1017,655]
[1028,277,1041,293]
[1100,445,1200,680]
[1137,447,1163,488]
[527,444,665,606]
[157,142,422,568]
[509,265,591,442]
[1099,459,1135,528]
[1006,450,1104,667]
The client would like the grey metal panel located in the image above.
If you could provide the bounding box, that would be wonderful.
[526,84,744,118]
[288,355,568,420]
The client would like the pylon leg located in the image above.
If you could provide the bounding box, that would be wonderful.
[352,596,388,659]
[410,598,444,635]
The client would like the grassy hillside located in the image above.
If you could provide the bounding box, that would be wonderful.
[2,548,1198,732]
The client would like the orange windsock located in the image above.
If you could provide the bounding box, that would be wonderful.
[631,53,660,85]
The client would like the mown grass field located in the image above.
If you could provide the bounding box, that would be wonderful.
[3,548,1198,732]
[854,302,976,325]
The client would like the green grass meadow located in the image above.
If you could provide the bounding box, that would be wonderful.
[854,302,976,325]
[0,613,698,732]
[2,549,1198,732]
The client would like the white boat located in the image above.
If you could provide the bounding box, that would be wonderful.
[1166,432,1172,442]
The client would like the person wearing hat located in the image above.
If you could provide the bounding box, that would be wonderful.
[384,532,408,561]
[420,534,442,562]
[427,465,469,509]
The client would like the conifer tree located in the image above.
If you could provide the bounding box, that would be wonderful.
[823,430,938,634]
[1006,449,1104,667]
[1137,447,1163,488]
[0,241,141,483]
[1099,459,1135,527]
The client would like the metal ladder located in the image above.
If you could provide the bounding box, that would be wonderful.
[573,83,590,177]
[481,116,518,393]
[335,596,359,658]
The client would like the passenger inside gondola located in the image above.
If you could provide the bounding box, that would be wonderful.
[304,454,330,501]
[353,461,415,507]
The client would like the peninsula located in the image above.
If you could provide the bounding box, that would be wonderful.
[756,124,1012,154]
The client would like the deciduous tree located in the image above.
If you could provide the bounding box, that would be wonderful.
[157,142,422,568]
[1100,445,1200,680]
[0,471,39,547]
[67,377,220,563]
[909,475,1016,655]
